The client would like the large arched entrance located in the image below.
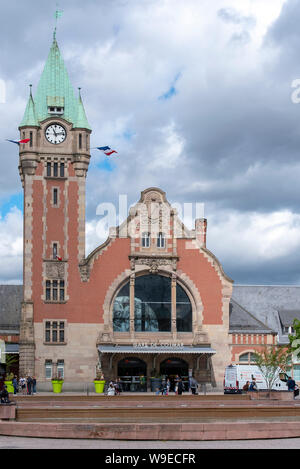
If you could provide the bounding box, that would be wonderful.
[117,357,147,392]
[160,357,189,391]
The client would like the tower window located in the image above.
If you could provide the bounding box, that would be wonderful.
[45,322,66,344]
[60,163,65,178]
[52,243,58,260]
[53,188,58,206]
[46,161,66,178]
[48,106,64,115]
[45,279,65,302]
[79,133,82,149]
[30,131,33,147]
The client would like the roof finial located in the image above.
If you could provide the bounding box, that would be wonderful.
[53,3,64,41]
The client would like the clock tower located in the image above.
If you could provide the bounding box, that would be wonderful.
[18,34,92,376]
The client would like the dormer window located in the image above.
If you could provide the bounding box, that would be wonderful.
[48,106,64,115]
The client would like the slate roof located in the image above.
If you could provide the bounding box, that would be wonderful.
[229,298,275,333]
[232,285,300,344]
[0,285,23,332]
[278,310,300,327]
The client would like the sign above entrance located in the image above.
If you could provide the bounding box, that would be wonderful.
[133,342,184,348]
[98,345,216,355]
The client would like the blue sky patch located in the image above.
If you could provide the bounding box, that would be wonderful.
[0,192,23,217]
[158,72,181,101]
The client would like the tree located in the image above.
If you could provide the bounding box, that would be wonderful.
[4,353,18,380]
[254,347,290,393]
[288,319,300,363]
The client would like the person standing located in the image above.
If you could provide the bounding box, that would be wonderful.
[12,375,18,395]
[32,376,37,394]
[20,377,26,395]
[190,375,198,395]
[177,378,184,395]
[27,376,33,395]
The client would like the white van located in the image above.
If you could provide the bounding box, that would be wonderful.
[224,364,289,393]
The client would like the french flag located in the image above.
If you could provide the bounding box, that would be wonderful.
[95,146,118,156]
[6,138,31,146]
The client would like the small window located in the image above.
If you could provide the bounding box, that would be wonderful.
[60,163,65,178]
[57,360,64,379]
[53,243,58,260]
[47,163,52,177]
[53,163,58,177]
[53,188,58,206]
[142,232,150,248]
[157,232,165,248]
[30,131,33,148]
[79,133,82,149]
[45,360,52,379]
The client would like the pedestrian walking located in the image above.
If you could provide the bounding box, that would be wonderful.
[107,383,115,396]
[243,381,250,392]
[249,378,258,391]
[166,378,171,395]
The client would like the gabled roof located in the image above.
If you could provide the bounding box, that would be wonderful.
[278,310,300,327]
[229,298,275,333]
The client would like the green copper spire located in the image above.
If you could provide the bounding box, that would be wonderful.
[74,88,91,130]
[20,85,38,127]
[33,37,78,125]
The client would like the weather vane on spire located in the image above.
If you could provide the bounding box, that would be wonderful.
[53,3,64,40]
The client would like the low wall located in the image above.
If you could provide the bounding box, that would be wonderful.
[1,421,300,440]
[249,391,294,401]
[0,404,16,421]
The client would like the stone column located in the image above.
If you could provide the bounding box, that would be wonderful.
[130,273,135,337]
[171,273,177,338]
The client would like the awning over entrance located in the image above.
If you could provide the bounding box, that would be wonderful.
[98,345,216,355]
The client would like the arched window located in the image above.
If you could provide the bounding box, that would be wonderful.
[112,274,193,333]
[239,352,257,364]
[141,232,150,248]
[176,284,192,332]
[157,232,165,248]
[113,282,130,331]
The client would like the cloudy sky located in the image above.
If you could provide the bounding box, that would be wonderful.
[1,0,300,285]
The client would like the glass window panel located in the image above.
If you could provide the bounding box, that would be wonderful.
[239,353,249,362]
[53,188,58,205]
[113,283,130,332]
[53,163,58,177]
[47,163,51,177]
[60,163,65,178]
[134,275,171,331]
[294,365,300,381]
[176,284,192,332]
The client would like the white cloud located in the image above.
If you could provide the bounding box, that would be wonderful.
[0,207,23,283]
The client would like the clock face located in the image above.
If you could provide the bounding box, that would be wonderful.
[45,124,67,145]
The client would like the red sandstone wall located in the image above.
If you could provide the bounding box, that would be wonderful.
[177,240,223,325]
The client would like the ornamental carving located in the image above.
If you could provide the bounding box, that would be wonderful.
[130,256,177,272]
[45,261,65,279]
[79,262,90,282]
